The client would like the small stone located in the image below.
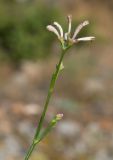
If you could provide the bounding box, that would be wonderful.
[57,121,81,137]
[24,103,40,115]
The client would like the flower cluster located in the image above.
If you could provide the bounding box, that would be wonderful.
[47,15,95,49]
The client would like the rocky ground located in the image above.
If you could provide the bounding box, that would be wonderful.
[1,97,113,160]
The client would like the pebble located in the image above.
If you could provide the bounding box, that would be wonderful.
[57,120,81,137]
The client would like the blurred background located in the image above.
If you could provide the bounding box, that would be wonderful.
[0,0,113,160]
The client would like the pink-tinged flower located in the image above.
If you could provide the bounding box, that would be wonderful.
[76,37,95,42]
[47,15,95,49]
[56,113,63,120]
[47,25,60,39]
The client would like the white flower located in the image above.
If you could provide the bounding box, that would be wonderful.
[76,37,95,42]
[53,22,63,38]
[67,15,72,35]
[47,15,95,49]
[46,25,60,39]
[72,20,89,39]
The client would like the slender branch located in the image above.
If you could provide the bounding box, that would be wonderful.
[24,142,36,160]
[34,49,66,139]
[24,49,66,160]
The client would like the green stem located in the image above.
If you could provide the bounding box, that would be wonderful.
[34,49,66,138]
[24,49,66,160]
[24,142,36,160]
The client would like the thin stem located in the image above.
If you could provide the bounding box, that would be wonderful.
[34,49,66,138]
[24,49,66,160]
[24,142,36,160]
